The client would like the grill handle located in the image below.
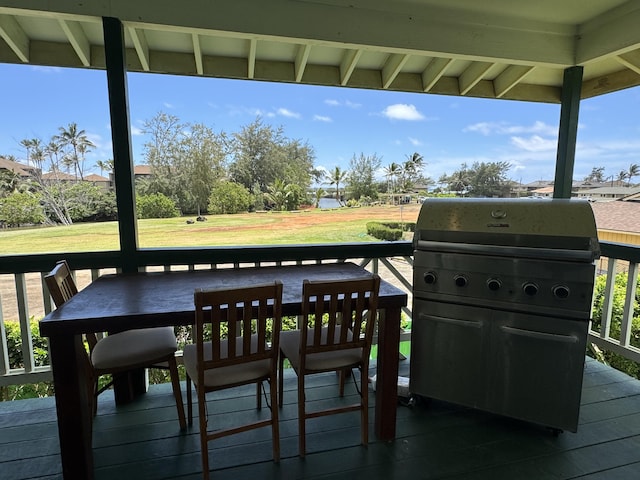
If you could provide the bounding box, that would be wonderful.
[415,240,597,262]
[500,325,579,343]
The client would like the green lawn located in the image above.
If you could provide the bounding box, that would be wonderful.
[0,207,404,254]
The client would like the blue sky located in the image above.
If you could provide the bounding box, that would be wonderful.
[2,62,640,186]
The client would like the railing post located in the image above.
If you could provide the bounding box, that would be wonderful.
[619,262,639,348]
[15,273,35,373]
[599,258,617,339]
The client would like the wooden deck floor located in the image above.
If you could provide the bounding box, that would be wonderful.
[3,357,640,480]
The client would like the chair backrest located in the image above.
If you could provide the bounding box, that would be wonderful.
[193,281,283,375]
[44,260,78,308]
[45,260,99,351]
[300,275,380,357]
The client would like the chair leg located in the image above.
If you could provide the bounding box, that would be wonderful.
[269,375,280,462]
[186,375,193,426]
[168,356,186,430]
[298,373,306,458]
[278,352,284,407]
[361,367,368,446]
[338,368,346,397]
[198,388,210,480]
[257,381,262,410]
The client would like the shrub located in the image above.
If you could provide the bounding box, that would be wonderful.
[0,318,53,401]
[366,221,403,241]
[136,193,180,218]
[208,181,252,214]
[0,191,45,226]
[590,271,640,378]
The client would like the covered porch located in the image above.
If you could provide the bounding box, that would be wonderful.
[2,1,640,479]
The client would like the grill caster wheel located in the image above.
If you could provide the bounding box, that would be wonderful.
[548,427,563,437]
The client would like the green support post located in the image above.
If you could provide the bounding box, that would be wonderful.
[103,17,139,272]
[553,66,583,199]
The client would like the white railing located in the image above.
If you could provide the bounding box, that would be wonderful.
[0,250,414,390]
[1,240,638,394]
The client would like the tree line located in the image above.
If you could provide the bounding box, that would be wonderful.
[0,113,429,226]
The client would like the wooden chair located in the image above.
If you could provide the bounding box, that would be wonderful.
[184,281,283,480]
[278,275,380,457]
[44,260,186,429]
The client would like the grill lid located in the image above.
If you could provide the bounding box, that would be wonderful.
[414,198,600,261]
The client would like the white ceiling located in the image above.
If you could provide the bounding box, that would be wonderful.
[1,0,640,103]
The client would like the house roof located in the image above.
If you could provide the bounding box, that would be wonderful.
[577,186,640,196]
[84,173,109,182]
[134,165,151,175]
[2,0,640,103]
[0,156,36,177]
[41,171,76,181]
[590,200,640,234]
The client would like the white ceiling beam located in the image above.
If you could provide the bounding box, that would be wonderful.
[192,33,203,75]
[493,65,535,98]
[247,38,256,79]
[382,53,409,89]
[295,43,311,83]
[421,57,453,92]
[58,18,90,66]
[577,2,640,64]
[340,48,362,86]
[0,14,28,62]
[616,49,640,75]
[459,61,494,95]
[128,26,150,71]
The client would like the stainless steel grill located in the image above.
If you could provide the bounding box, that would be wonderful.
[410,198,600,432]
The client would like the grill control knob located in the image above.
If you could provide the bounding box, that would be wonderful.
[454,275,468,287]
[487,278,502,291]
[553,285,570,299]
[523,282,539,296]
[423,271,437,285]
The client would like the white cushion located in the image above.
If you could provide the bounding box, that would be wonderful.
[280,328,362,373]
[183,335,272,388]
[91,326,177,370]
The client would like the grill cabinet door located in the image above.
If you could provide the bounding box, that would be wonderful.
[410,300,490,409]
[488,312,588,432]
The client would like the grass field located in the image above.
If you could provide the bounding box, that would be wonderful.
[0,204,421,254]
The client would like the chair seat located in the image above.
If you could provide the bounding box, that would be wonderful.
[183,335,271,388]
[280,328,362,372]
[91,326,178,370]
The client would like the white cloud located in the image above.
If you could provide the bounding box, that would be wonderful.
[313,115,332,122]
[130,126,143,136]
[510,135,556,152]
[163,102,175,109]
[464,121,557,137]
[408,137,423,146]
[30,66,62,74]
[324,99,361,108]
[277,108,301,119]
[382,104,425,121]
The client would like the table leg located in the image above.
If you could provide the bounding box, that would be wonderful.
[49,333,94,479]
[113,368,147,405]
[374,307,400,440]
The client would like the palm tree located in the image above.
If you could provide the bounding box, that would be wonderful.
[95,159,114,177]
[326,166,347,203]
[627,163,640,186]
[54,122,95,180]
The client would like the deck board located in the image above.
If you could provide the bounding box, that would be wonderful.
[2,357,640,479]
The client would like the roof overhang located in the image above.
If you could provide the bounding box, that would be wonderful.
[1,0,640,103]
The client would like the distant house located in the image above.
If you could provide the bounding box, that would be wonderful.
[575,186,640,202]
[109,164,151,185]
[41,171,76,182]
[0,156,39,178]
[85,173,111,191]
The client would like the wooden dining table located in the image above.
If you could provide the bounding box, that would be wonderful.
[39,262,408,479]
